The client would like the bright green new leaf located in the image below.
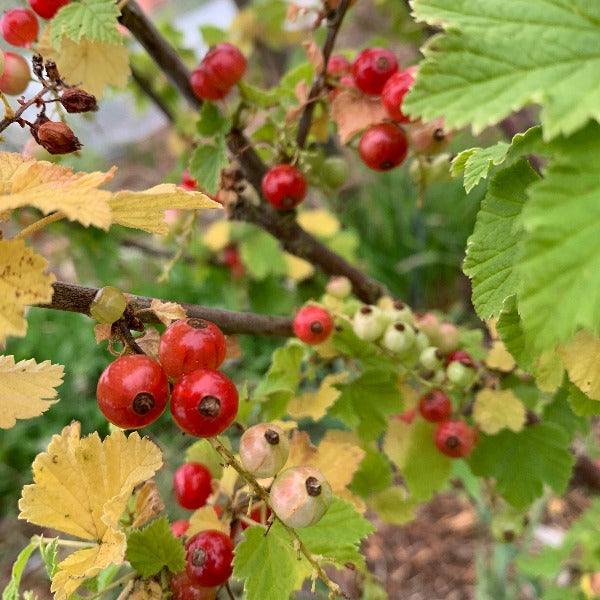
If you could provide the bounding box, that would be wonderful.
[189,138,229,195]
[464,160,538,320]
[51,0,121,46]
[406,0,600,140]
[125,517,185,577]
[197,103,230,137]
[238,81,280,108]
[350,448,393,497]
[2,541,36,600]
[185,438,228,479]
[568,384,600,417]
[239,230,287,280]
[469,423,574,508]
[39,538,59,578]
[496,296,536,370]
[368,487,419,525]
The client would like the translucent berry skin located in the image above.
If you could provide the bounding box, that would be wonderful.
[28,0,70,19]
[96,355,169,429]
[0,52,30,96]
[239,423,290,478]
[89,285,127,324]
[419,389,452,422]
[159,319,227,379]
[327,54,351,78]
[381,67,417,123]
[190,66,229,101]
[171,570,218,600]
[352,47,398,95]
[1,9,39,47]
[186,530,234,587]
[434,420,477,458]
[358,123,408,171]
[446,349,475,368]
[261,164,307,210]
[293,305,333,345]
[171,519,191,538]
[203,43,246,89]
[174,462,213,510]
[171,369,239,437]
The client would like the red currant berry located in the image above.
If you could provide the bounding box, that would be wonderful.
[181,169,197,191]
[190,66,229,101]
[396,408,416,425]
[0,52,30,96]
[352,47,398,95]
[186,530,233,587]
[202,43,246,89]
[446,350,475,368]
[261,164,307,210]
[171,571,217,600]
[159,319,227,379]
[358,123,408,171]
[381,66,417,123]
[171,369,239,437]
[171,519,190,538]
[293,305,333,345]
[174,462,213,510]
[434,420,477,458]
[418,389,452,422]
[327,54,351,78]
[241,503,272,529]
[222,244,245,279]
[28,0,70,19]
[1,9,38,47]
[96,355,168,429]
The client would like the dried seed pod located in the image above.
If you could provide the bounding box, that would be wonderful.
[36,121,82,155]
[60,88,98,113]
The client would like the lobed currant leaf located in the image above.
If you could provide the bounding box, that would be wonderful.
[189,137,229,196]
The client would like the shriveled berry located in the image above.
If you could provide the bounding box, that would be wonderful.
[352,47,398,95]
[293,305,333,345]
[0,52,30,96]
[96,355,169,429]
[239,423,289,478]
[29,0,70,19]
[418,389,452,422]
[202,43,246,89]
[358,123,408,171]
[171,571,217,600]
[1,9,38,47]
[261,164,307,210]
[381,66,417,123]
[60,87,97,113]
[171,519,191,538]
[186,530,233,587]
[434,420,477,458]
[36,121,82,155]
[89,285,127,324]
[159,319,227,379]
[171,369,239,437]
[174,462,213,510]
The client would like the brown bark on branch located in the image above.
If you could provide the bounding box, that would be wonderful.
[39,281,293,337]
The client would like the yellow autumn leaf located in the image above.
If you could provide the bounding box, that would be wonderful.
[0,355,64,429]
[203,220,232,252]
[188,506,230,537]
[472,389,526,435]
[0,239,55,343]
[287,373,346,421]
[19,423,162,600]
[485,340,516,372]
[117,579,163,600]
[297,209,340,238]
[149,299,186,326]
[109,184,221,235]
[131,480,165,529]
[284,253,315,282]
[559,331,600,400]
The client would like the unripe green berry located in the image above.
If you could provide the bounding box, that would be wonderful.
[270,466,332,528]
[89,286,127,324]
[353,305,386,342]
[382,322,416,354]
[414,329,431,352]
[447,361,477,388]
[322,156,350,189]
[321,293,343,312]
[419,346,443,370]
[326,276,352,299]
[384,300,413,325]
[239,423,289,478]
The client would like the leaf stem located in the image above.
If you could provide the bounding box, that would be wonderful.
[14,212,66,239]
[87,571,136,599]
[32,535,95,549]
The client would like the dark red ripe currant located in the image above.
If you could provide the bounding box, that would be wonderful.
[190,66,229,101]
[327,54,351,78]
[181,170,197,191]
[352,47,398,95]
[418,389,452,422]
[96,355,168,429]
[174,462,213,510]
[261,164,307,210]
[434,420,477,458]
[293,305,333,345]
[159,319,227,379]
[446,349,475,368]
[202,43,246,89]
[358,123,408,171]
[171,519,190,538]
[28,0,70,19]
[171,369,239,437]
[381,66,417,123]
[1,9,39,47]
[171,571,217,600]
[186,530,234,587]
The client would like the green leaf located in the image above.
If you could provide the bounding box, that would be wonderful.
[126,517,185,577]
[496,296,536,370]
[518,124,600,351]
[39,538,59,578]
[543,387,587,438]
[2,541,36,600]
[298,498,374,567]
[405,0,600,139]
[463,160,538,320]
[238,81,280,108]
[196,103,230,137]
[349,448,393,497]
[51,0,120,46]
[185,438,228,479]
[469,423,574,508]
[452,142,510,193]
[189,137,229,195]
[239,230,287,280]
[329,368,402,441]
[199,25,227,46]
[568,384,600,417]
[368,487,419,525]
[233,522,310,600]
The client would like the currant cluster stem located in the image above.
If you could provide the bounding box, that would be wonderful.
[207,437,344,598]
[0,87,49,134]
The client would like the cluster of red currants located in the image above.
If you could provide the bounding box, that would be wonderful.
[96,318,238,436]
[190,43,247,101]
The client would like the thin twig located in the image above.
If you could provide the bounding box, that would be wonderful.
[14,212,66,239]
[114,319,146,354]
[0,87,49,134]
[130,66,175,123]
